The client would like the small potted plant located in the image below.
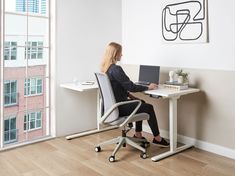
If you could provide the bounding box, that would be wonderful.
[176,69,189,84]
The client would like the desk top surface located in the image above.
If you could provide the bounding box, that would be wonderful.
[145,86,200,97]
[60,82,98,92]
[61,82,199,96]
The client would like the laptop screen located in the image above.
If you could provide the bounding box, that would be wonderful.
[138,65,160,84]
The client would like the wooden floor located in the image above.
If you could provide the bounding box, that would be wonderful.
[0,129,235,176]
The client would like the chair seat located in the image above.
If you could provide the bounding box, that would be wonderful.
[110,113,149,126]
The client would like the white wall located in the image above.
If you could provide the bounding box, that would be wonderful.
[122,0,235,71]
[55,0,235,158]
[121,0,235,157]
[56,0,121,136]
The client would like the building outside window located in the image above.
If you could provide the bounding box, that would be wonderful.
[25,41,43,59]
[4,80,17,106]
[4,42,17,60]
[1,0,53,148]
[24,77,42,96]
[4,117,17,144]
[24,111,42,131]
[41,0,46,14]
[16,0,46,14]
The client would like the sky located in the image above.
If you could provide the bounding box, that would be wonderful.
[5,0,16,12]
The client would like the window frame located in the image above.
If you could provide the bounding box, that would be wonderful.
[24,111,42,131]
[4,80,18,106]
[1,0,56,149]
[4,41,17,60]
[4,116,17,144]
[24,77,43,96]
[25,41,44,60]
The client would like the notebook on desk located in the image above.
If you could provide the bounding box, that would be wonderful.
[135,65,160,86]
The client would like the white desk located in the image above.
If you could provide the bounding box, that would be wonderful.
[60,82,118,140]
[144,86,200,161]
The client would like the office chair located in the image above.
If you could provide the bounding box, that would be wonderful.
[94,72,150,162]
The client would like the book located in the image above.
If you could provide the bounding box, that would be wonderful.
[164,81,188,90]
[163,84,188,90]
[81,81,95,85]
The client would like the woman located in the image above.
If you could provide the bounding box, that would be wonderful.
[100,42,169,147]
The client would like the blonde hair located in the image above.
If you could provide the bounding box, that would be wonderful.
[101,42,122,73]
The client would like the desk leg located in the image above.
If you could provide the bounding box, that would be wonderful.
[151,96,193,161]
[170,97,178,152]
[97,90,101,130]
[66,90,118,140]
[65,126,118,140]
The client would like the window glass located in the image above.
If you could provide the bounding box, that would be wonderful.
[24,111,42,131]
[25,41,44,59]
[4,42,17,60]
[3,0,51,147]
[24,78,43,96]
[4,80,17,106]
[4,117,17,143]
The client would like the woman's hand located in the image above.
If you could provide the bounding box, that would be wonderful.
[148,83,158,90]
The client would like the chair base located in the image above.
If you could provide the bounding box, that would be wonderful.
[95,136,148,161]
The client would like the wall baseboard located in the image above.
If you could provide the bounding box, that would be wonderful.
[143,124,235,160]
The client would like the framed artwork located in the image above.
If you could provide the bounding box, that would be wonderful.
[162,0,208,43]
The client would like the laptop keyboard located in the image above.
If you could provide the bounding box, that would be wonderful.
[135,81,150,86]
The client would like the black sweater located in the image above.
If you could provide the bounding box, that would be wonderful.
[106,64,148,102]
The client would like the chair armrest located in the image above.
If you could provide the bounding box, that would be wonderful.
[100,100,141,125]
[118,100,142,127]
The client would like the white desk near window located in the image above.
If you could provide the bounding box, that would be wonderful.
[60,82,117,140]
[144,86,200,161]
[61,82,200,161]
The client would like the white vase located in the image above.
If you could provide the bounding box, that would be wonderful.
[169,71,175,82]
[178,76,183,84]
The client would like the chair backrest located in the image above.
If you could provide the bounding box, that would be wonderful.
[95,72,119,123]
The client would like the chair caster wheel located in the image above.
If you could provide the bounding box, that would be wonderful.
[140,152,148,159]
[109,156,115,162]
[95,146,101,152]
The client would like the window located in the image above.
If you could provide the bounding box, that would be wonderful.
[4,42,17,60]
[16,0,47,14]
[2,0,53,148]
[4,117,17,144]
[25,41,43,59]
[24,78,43,96]
[24,111,42,131]
[4,80,17,106]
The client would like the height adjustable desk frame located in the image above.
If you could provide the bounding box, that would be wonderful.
[60,82,118,140]
[145,87,200,162]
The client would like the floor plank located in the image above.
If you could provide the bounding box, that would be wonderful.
[0,129,234,176]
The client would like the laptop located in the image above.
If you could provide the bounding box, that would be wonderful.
[136,65,160,86]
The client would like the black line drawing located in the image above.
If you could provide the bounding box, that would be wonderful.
[162,0,207,42]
